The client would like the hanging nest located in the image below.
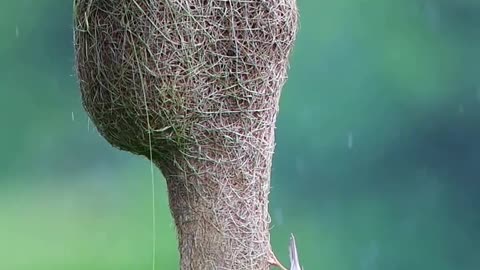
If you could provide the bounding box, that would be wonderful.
[74,0,298,269]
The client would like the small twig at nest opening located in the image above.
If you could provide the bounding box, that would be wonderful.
[269,233,303,270]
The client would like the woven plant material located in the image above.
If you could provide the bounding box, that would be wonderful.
[74,0,298,269]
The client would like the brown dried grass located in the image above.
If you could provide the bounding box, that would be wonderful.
[74,0,298,269]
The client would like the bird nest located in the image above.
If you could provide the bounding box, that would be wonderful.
[74,0,298,269]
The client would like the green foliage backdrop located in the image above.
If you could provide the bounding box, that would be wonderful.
[1,0,480,269]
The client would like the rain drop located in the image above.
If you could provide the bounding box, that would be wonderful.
[274,208,284,225]
[347,132,353,149]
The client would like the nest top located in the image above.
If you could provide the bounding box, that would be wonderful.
[74,0,298,166]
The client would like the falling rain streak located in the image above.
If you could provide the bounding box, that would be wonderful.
[347,132,353,149]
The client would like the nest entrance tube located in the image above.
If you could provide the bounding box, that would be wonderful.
[74,0,298,269]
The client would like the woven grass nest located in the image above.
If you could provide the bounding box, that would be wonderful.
[74,0,298,269]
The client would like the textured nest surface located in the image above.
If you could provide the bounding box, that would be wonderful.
[74,0,297,269]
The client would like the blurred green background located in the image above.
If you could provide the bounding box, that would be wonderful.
[1,0,480,269]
